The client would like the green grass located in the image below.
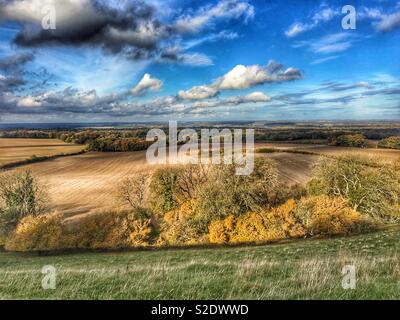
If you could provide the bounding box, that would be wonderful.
[1,226,400,299]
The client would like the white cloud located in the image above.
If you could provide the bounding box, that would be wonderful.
[215,61,302,90]
[16,96,41,107]
[295,33,356,54]
[285,23,312,38]
[376,11,400,31]
[310,55,340,65]
[177,60,302,102]
[184,30,239,49]
[179,85,218,100]
[131,73,163,96]
[312,7,338,22]
[180,53,214,66]
[174,0,254,33]
[358,7,383,20]
[285,6,339,38]
[227,91,271,104]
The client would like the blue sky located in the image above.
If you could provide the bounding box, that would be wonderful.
[0,0,399,122]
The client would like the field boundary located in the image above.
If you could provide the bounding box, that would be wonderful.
[0,149,87,171]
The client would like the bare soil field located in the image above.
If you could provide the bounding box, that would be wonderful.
[0,138,85,166]
[2,139,399,218]
[257,142,400,161]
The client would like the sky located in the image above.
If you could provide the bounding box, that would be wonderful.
[0,0,399,123]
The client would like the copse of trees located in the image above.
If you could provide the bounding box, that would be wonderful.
[87,137,152,152]
[328,134,373,148]
[378,136,400,150]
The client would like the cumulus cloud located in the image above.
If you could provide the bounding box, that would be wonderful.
[178,85,219,100]
[1,85,272,118]
[225,91,271,104]
[131,73,163,96]
[177,60,302,101]
[214,60,303,90]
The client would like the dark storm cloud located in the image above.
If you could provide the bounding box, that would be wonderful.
[1,0,254,62]
[0,0,174,62]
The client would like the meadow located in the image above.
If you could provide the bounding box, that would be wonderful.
[0,225,399,299]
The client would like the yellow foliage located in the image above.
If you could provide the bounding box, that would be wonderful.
[159,200,201,245]
[65,209,153,249]
[5,209,153,251]
[231,213,268,243]
[264,199,306,239]
[297,195,375,236]
[208,214,235,244]
[5,213,63,251]
[208,196,375,244]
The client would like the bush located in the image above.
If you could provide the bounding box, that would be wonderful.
[293,196,374,236]
[194,157,278,230]
[149,165,209,215]
[208,196,375,244]
[5,213,63,251]
[378,136,400,149]
[5,208,154,251]
[64,209,153,249]
[158,200,203,245]
[0,170,48,239]
[309,155,400,221]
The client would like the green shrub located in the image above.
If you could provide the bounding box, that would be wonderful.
[149,165,209,215]
[193,157,278,231]
[0,170,48,239]
[309,155,400,221]
[378,136,400,149]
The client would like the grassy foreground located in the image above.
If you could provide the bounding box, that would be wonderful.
[0,226,399,300]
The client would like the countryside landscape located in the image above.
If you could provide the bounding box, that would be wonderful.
[0,0,400,301]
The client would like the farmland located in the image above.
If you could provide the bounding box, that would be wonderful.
[0,138,85,167]
[0,133,400,300]
[1,139,399,218]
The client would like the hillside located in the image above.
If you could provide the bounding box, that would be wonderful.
[1,226,399,299]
